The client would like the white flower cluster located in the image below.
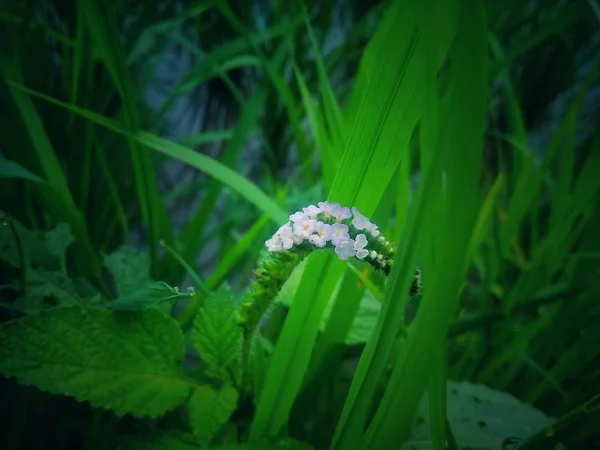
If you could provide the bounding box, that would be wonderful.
[265,201,385,262]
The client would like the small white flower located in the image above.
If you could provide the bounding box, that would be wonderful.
[335,239,356,260]
[302,204,322,219]
[370,226,381,238]
[332,205,351,222]
[293,234,304,245]
[355,248,369,259]
[351,207,371,230]
[266,235,282,252]
[289,211,306,222]
[308,221,331,248]
[354,233,368,250]
[369,250,378,259]
[318,201,340,219]
[293,217,317,239]
[277,223,293,237]
[276,224,295,249]
[330,223,350,246]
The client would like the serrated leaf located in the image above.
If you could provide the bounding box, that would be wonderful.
[104,245,153,297]
[0,305,192,418]
[42,223,74,259]
[12,268,82,312]
[188,384,238,446]
[0,219,35,268]
[400,381,554,450]
[193,285,242,382]
[0,220,73,271]
[119,431,201,450]
[107,281,186,311]
[212,438,313,450]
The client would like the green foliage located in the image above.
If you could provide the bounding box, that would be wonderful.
[236,250,309,333]
[0,0,598,448]
[119,431,202,450]
[0,305,191,418]
[188,384,239,446]
[401,381,553,450]
[103,245,154,297]
[193,284,243,384]
[107,281,191,311]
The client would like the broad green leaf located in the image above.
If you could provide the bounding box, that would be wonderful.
[119,431,201,450]
[188,384,239,446]
[0,305,191,418]
[401,381,553,450]
[212,437,313,450]
[0,217,31,268]
[0,154,45,184]
[42,223,74,260]
[11,268,82,312]
[107,281,191,311]
[103,245,153,297]
[193,285,242,383]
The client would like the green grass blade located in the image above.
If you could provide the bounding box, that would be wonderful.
[365,1,487,446]
[82,0,174,271]
[248,253,342,440]
[4,81,288,227]
[330,1,458,447]
[180,87,268,265]
[0,57,101,279]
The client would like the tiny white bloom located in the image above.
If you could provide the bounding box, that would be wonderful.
[289,211,306,222]
[369,250,378,259]
[266,235,282,252]
[293,217,317,239]
[371,227,381,238]
[277,223,293,237]
[332,205,351,222]
[354,233,368,250]
[281,235,294,249]
[308,221,331,248]
[302,204,322,218]
[309,234,326,248]
[351,207,371,230]
[335,239,356,260]
[330,223,350,246]
[355,248,369,260]
[318,201,340,219]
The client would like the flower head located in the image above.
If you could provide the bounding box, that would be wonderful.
[335,239,356,260]
[330,223,350,246]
